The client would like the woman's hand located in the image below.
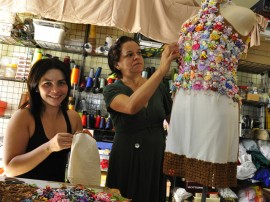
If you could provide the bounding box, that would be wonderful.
[47,133,73,152]
[159,43,180,75]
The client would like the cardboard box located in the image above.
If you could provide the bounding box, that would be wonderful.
[246,93,260,101]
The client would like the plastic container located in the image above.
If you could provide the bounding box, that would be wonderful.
[0,100,7,116]
[33,19,66,44]
[5,63,17,78]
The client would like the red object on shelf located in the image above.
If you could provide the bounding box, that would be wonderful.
[0,100,7,116]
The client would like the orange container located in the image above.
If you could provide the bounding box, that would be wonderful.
[0,100,7,116]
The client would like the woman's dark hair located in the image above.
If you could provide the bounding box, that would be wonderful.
[22,58,71,116]
[107,36,139,78]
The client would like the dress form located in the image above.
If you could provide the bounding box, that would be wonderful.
[163,0,256,191]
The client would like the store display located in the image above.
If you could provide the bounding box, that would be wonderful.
[164,0,257,188]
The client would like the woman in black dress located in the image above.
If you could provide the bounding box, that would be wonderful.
[103,36,179,202]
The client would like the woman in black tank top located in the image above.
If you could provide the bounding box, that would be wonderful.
[3,58,83,182]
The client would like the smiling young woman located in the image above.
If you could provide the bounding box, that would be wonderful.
[3,58,83,182]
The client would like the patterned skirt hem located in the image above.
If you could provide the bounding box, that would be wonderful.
[163,152,237,188]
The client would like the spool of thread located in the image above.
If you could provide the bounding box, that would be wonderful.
[89,114,95,128]
[80,99,87,112]
[146,67,151,79]
[100,78,105,89]
[68,96,75,110]
[99,117,105,129]
[87,114,90,128]
[107,78,114,85]
[86,77,93,89]
[71,65,80,86]
[142,70,148,78]
[94,67,102,78]
[81,114,87,128]
[151,66,156,75]
[95,115,101,128]
[63,56,70,68]
[89,68,94,78]
[105,117,112,130]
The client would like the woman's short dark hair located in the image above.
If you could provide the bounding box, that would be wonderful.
[107,36,139,78]
[24,58,71,116]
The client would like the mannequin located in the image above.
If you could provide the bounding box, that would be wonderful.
[163,0,256,189]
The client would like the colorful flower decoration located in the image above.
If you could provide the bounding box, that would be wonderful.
[172,0,246,101]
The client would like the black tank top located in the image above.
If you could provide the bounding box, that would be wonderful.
[18,108,72,182]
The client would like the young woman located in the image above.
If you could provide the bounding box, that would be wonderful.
[3,58,82,182]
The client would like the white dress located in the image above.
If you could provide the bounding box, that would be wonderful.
[163,0,255,188]
[164,90,239,187]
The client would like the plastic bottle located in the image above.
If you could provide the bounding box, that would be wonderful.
[31,48,43,66]
[68,96,75,110]
[5,63,17,78]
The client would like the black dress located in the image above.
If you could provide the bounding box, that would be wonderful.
[17,108,72,182]
[103,80,172,202]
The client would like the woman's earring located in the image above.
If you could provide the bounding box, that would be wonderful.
[35,89,39,93]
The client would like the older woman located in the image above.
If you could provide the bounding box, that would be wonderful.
[103,36,179,202]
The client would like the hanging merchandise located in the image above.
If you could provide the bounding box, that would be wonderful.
[83,42,92,54]
[96,35,113,55]
[105,36,113,49]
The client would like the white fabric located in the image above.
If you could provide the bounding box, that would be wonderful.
[237,161,257,180]
[237,142,257,180]
[241,139,260,152]
[166,89,239,163]
[218,188,238,199]
[238,142,248,157]
[67,132,101,186]
[173,188,193,202]
[257,140,270,160]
